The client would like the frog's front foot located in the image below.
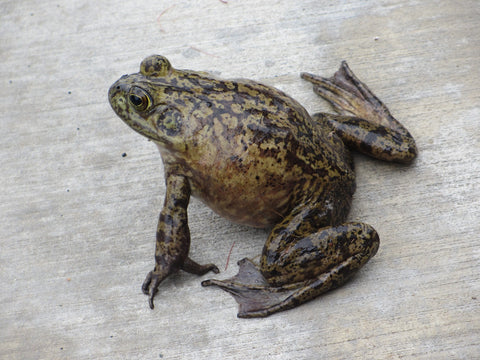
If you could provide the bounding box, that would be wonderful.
[142,257,219,309]
[141,270,167,309]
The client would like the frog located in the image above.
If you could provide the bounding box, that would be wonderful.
[108,55,417,318]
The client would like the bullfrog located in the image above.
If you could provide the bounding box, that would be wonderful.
[108,55,417,318]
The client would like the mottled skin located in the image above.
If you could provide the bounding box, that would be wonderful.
[108,55,417,318]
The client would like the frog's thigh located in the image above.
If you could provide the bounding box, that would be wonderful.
[260,222,379,288]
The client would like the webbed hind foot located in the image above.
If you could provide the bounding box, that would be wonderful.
[202,258,302,318]
[302,62,417,163]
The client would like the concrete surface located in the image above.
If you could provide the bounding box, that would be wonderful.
[1,0,479,359]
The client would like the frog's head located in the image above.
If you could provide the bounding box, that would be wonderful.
[108,55,190,152]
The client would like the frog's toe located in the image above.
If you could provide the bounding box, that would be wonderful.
[141,270,164,309]
[202,258,300,318]
[182,257,219,275]
[141,270,153,295]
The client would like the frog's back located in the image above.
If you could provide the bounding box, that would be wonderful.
[175,76,354,227]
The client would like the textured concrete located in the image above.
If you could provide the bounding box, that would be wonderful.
[1,0,479,359]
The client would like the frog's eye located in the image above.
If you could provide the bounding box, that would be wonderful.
[140,55,172,77]
[128,87,152,112]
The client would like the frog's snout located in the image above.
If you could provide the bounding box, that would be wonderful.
[108,81,130,117]
[108,80,128,103]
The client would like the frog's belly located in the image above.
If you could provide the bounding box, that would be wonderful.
[189,174,303,228]
[194,187,290,228]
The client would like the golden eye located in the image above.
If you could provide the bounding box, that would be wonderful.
[128,87,152,111]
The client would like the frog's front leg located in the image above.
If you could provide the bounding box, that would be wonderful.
[142,173,219,309]
[203,206,379,318]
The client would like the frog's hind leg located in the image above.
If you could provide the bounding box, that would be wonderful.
[202,222,379,318]
[314,113,417,163]
[302,62,417,163]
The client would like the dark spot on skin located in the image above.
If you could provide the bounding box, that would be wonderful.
[122,153,127,157]
[156,229,166,242]
[156,108,183,137]
[172,195,189,209]
[161,214,177,228]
